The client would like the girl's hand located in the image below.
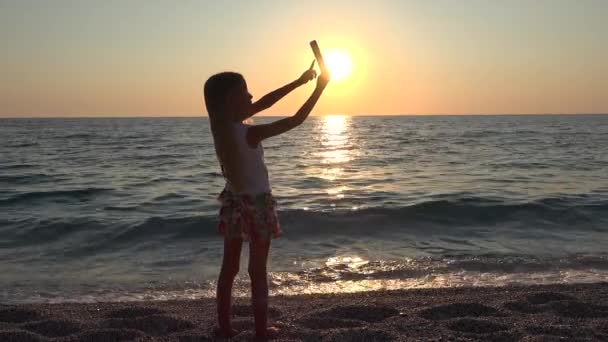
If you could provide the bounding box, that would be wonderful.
[296,60,317,85]
[315,72,330,91]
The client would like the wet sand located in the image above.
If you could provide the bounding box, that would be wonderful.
[1,282,607,341]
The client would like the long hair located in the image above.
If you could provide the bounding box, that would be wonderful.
[203,72,245,189]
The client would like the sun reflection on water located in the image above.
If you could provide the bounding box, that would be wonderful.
[320,115,351,166]
[325,256,369,269]
[267,255,608,296]
[304,115,360,208]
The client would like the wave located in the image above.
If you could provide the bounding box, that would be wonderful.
[273,253,608,285]
[61,133,98,139]
[128,176,179,187]
[205,172,222,177]
[460,130,505,138]
[113,216,215,242]
[0,215,217,247]
[53,216,218,258]
[5,142,39,148]
[3,252,608,304]
[0,173,64,184]
[130,153,191,161]
[3,194,606,250]
[444,253,608,273]
[280,195,608,233]
[0,163,39,170]
[0,187,113,205]
[0,218,108,248]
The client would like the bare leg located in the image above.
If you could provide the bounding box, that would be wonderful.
[248,238,274,339]
[216,237,242,337]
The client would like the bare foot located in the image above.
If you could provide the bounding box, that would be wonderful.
[213,326,240,339]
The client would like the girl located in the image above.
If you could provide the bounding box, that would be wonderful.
[203,62,329,339]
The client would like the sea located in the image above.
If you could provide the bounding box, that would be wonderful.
[1,115,607,304]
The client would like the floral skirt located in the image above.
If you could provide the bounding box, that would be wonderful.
[217,189,282,241]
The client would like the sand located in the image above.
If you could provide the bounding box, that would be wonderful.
[1,282,607,341]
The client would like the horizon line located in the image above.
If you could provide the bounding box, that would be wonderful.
[1,113,608,119]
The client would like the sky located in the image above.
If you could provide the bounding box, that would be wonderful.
[1,0,607,117]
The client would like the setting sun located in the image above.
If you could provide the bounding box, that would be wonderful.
[323,49,353,82]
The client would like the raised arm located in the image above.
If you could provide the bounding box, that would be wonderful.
[247,73,330,146]
[247,61,317,118]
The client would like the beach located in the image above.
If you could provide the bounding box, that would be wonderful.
[1,282,607,341]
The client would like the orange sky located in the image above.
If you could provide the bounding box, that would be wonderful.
[1,1,606,117]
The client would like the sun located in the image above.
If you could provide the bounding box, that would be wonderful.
[323,49,353,82]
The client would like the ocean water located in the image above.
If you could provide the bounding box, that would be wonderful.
[1,115,607,304]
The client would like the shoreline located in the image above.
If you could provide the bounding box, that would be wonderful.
[1,282,607,341]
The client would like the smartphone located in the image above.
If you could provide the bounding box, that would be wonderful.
[310,40,328,75]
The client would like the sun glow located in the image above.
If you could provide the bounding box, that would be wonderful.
[323,49,353,82]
